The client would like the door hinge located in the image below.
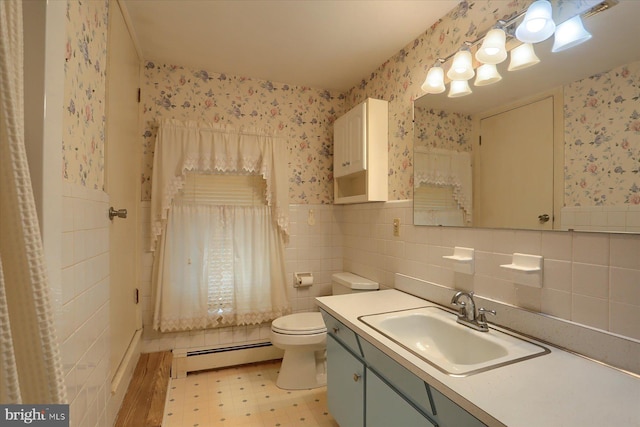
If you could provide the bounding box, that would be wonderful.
[137,88,141,103]
[134,288,139,304]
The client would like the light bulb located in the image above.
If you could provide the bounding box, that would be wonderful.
[448,80,472,98]
[421,66,445,94]
[552,15,592,52]
[476,28,508,65]
[474,64,502,86]
[515,0,556,43]
[508,43,540,71]
[526,18,547,33]
[447,50,474,81]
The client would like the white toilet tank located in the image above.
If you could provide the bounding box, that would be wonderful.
[331,272,379,295]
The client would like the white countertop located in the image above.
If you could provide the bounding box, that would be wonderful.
[316,289,640,427]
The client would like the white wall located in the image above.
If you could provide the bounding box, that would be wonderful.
[140,198,639,356]
[60,184,111,426]
[341,200,640,342]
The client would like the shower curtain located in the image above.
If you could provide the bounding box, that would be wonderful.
[0,0,67,403]
[150,119,291,332]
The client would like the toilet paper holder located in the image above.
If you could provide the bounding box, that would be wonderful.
[294,272,314,287]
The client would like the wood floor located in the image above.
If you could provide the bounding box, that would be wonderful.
[115,351,173,427]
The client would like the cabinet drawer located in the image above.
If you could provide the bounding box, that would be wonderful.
[360,338,436,417]
[321,310,362,357]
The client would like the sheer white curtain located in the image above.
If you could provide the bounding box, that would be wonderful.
[150,119,290,250]
[153,203,290,332]
[150,120,291,332]
[0,0,66,403]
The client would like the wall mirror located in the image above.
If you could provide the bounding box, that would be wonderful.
[413,0,640,233]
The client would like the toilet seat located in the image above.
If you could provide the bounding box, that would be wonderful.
[271,312,326,335]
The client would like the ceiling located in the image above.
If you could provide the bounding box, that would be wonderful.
[120,0,460,92]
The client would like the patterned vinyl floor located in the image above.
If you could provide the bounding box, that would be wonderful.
[163,359,340,427]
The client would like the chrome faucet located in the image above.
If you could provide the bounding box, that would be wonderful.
[450,291,496,332]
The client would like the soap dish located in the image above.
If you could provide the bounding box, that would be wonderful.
[500,253,543,287]
[443,247,474,275]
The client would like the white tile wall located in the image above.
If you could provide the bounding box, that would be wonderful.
[60,183,111,427]
[561,205,640,232]
[341,200,640,342]
[139,198,640,357]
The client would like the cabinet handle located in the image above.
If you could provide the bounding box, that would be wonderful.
[332,327,339,334]
[353,373,361,382]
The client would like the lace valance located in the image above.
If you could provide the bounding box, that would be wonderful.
[414,148,473,223]
[150,119,289,250]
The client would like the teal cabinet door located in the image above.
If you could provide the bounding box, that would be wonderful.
[366,368,437,427]
[327,334,365,427]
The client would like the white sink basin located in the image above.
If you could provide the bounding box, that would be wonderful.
[359,306,549,376]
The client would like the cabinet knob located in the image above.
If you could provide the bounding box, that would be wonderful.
[332,327,339,334]
[353,373,361,382]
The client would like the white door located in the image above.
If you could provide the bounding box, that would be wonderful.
[475,97,554,229]
[105,0,142,380]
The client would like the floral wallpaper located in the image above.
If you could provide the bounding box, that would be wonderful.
[564,60,640,206]
[414,107,473,152]
[141,64,345,204]
[62,0,109,189]
[344,0,528,200]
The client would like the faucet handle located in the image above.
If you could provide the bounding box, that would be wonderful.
[477,307,496,325]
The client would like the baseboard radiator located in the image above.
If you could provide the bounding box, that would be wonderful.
[171,341,284,379]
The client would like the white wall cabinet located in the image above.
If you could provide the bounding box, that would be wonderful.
[334,102,366,178]
[321,310,486,427]
[333,98,388,204]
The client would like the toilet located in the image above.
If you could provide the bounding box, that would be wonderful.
[270,272,379,390]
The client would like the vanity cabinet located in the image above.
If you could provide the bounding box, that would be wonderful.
[322,310,486,427]
[367,368,436,427]
[326,335,365,427]
[333,98,388,204]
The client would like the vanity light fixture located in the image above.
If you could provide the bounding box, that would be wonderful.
[448,80,472,98]
[552,15,592,52]
[508,43,540,71]
[515,0,556,43]
[447,49,475,81]
[475,28,508,64]
[474,63,502,86]
[421,63,446,94]
[420,0,618,95]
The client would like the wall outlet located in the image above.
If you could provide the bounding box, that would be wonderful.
[393,218,400,236]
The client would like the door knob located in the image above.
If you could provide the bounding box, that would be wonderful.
[109,207,128,220]
[538,214,550,223]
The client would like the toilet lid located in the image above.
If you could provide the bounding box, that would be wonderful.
[271,312,327,335]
